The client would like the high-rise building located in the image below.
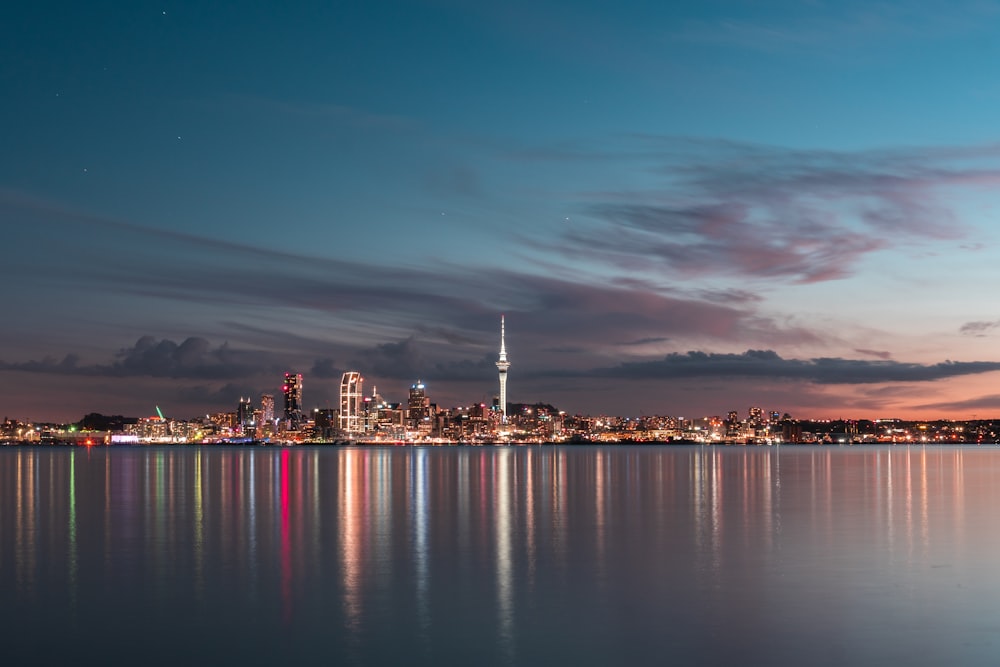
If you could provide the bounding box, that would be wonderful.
[408,380,430,423]
[407,380,434,435]
[725,410,741,438]
[314,408,337,440]
[340,371,364,435]
[283,373,303,428]
[236,397,255,429]
[495,315,510,422]
[261,394,275,423]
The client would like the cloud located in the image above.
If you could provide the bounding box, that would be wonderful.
[578,349,1000,384]
[350,337,426,380]
[496,272,821,349]
[174,382,263,411]
[310,358,341,379]
[620,337,671,347]
[537,137,1000,284]
[912,394,1000,412]
[349,337,496,383]
[414,324,481,345]
[695,288,764,305]
[0,336,262,380]
[576,202,881,283]
[854,348,892,359]
[0,189,826,361]
[960,320,1000,336]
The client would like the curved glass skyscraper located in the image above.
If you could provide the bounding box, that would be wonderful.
[340,371,364,435]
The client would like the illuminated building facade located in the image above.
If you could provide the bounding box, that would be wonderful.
[408,380,430,431]
[495,315,510,422]
[314,408,337,440]
[283,373,303,428]
[261,394,274,423]
[340,371,364,435]
[408,381,428,418]
[725,411,741,438]
[236,397,254,430]
[362,387,405,439]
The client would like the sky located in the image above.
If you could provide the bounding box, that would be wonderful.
[6,0,1000,422]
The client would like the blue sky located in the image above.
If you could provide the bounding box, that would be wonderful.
[6,0,1000,421]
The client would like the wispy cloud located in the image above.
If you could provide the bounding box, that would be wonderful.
[542,138,1000,284]
[0,188,823,360]
[912,394,1000,412]
[960,320,1000,336]
[854,348,892,360]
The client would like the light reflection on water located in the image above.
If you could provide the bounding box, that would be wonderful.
[3,445,1000,665]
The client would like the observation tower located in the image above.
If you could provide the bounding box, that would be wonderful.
[496,315,510,422]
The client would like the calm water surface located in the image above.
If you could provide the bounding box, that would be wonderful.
[2,445,1000,665]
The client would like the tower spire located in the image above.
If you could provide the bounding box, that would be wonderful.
[495,315,511,422]
[499,314,508,360]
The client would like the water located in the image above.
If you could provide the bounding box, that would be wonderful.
[2,445,1000,665]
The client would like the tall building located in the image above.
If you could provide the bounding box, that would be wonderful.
[726,411,741,438]
[408,380,430,425]
[314,408,337,440]
[260,394,275,423]
[495,315,510,422]
[283,373,303,428]
[340,371,364,435]
[236,397,254,429]
[365,387,405,439]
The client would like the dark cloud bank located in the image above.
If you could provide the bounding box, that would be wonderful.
[6,340,999,388]
[0,336,262,380]
[581,349,1000,384]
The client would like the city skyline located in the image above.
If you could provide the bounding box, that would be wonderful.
[8,2,1000,422]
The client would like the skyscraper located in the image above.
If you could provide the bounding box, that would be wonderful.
[236,397,254,429]
[408,380,430,425]
[260,394,275,423]
[340,371,364,435]
[495,315,510,422]
[283,373,303,428]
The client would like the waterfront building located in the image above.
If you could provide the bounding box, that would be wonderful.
[314,408,337,440]
[407,381,433,435]
[725,411,741,439]
[357,387,406,440]
[261,394,274,423]
[209,412,236,431]
[283,373,303,428]
[495,315,510,422]
[408,381,429,421]
[748,406,765,439]
[340,371,364,435]
[362,387,381,433]
[236,397,255,434]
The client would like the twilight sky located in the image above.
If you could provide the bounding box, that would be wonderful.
[6,0,1000,422]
